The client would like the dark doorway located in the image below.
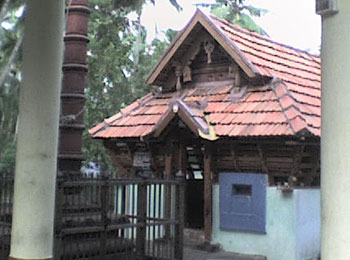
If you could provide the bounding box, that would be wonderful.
[184,144,204,229]
[185,179,204,228]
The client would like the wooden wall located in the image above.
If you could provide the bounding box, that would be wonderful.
[105,136,320,187]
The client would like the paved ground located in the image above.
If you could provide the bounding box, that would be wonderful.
[183,241,266,260]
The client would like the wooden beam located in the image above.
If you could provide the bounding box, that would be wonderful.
[106,148,128,178]
[104,140,129,177]
[148,144,161,177]
[204,143,213,242]
[257,144,272,184]
[257,144,268,173]
[178,142,186,176]
[292,144,305,177]
[162,73,177,92]
[231,145,241,172]
[153,110,175,137]
[165,153,173,179]
[304,148,320,186]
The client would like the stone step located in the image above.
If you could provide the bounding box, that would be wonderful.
[184,228,205,244]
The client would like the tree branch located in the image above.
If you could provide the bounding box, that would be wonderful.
[0,0,10,22]
[0,33,23,89]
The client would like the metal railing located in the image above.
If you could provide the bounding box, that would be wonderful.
[0,173,13,260]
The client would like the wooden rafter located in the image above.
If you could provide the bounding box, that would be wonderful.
[153,99,209,138]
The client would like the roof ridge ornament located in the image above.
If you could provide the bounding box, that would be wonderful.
[183,63,192,82]
[198,114,219,141]
[204,40,215,64]
[173,61,183,91]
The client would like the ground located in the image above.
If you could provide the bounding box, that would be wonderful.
[184,240,266,260]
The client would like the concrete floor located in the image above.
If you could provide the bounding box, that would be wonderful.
[183,241,266,260]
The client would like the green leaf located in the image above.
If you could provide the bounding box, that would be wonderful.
[169,0,183,12]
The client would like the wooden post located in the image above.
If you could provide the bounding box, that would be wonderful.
[164,152,172,238]
[9,1,64,259]
[136,182,147,259]
[174,180,185,260]
[177,143,185,176]
[203,143,213,242]
[165,153,173,179]
[100,176,108,258]
[54,179,64,260]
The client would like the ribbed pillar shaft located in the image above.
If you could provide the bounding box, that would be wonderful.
[9,0,64,259]
[321,1,350,259]
[59,0,90,177]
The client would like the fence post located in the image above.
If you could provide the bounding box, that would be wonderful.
[164,153,172,239]
[174,180,184,260]
[101,174,109,259]
[54,177,64,260]
[136,181,147,259]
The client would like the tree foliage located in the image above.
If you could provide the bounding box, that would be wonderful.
[196,0,268,35]
[0,0,24,174]
[82,1,177,172]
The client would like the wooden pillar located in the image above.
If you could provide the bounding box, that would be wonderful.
[174,181,185,260]
[177,142,185,176]
[9,1,64,259]
[165,154,172,178]
[203,143,213,242]
[164,150,172,238]
[136,182,147,258]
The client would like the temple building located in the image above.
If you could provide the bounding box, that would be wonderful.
[90,10,321,260]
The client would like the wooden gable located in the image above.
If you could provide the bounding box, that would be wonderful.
[146,9,260,90]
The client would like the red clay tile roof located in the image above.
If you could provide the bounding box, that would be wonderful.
[90,11,321,140]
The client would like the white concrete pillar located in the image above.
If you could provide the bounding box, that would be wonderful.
[9,0,64,259]
[321,0,350,259]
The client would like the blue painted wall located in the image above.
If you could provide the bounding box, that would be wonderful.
[212,185,320,260]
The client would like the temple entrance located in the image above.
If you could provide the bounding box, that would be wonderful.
[183,144,206,243]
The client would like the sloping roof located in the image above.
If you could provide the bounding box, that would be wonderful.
[90,10,321,140]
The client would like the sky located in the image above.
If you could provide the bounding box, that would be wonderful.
[140,0,321,54]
